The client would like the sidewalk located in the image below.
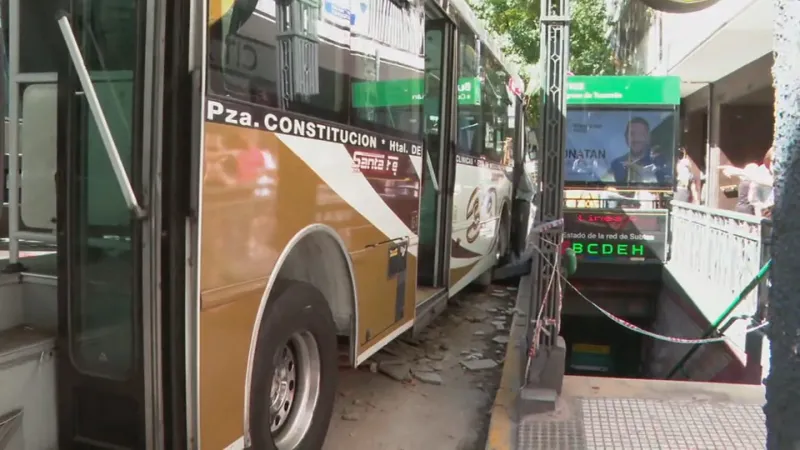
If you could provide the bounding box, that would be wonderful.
[485,275,768,450]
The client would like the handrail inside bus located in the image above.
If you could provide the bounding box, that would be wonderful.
[56,13,146,219]
[424,150,440,192]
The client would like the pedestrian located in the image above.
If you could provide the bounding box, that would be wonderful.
[735,170,755,214]
[674,147,699,204]
[720,147,775,216]
[749,147,775,217]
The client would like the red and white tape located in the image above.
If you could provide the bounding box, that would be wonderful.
[532,241,769,345]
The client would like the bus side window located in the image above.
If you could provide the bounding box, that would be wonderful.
[477,45,510,164]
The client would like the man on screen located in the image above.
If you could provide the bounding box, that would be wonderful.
[609,117,668,184]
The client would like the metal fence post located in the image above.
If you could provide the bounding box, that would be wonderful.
[526,0,570,384]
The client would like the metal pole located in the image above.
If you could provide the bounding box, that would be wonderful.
[5,0,21,271]
[56,15,146,219]
[534,0,569,350]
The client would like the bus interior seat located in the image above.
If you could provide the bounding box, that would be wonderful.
[20,84,57,232]
[20,77,135,236]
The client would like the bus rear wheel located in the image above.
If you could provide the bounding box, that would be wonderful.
[250,280,338,450]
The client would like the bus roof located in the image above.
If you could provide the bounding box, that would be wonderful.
[566,76,681,106]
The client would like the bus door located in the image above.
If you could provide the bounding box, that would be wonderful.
[40,0,176,447]
[416,2,457,304]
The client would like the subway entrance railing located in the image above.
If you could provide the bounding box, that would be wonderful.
[665,200,771,375]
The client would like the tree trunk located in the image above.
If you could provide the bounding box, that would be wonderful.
[765,0,800,448]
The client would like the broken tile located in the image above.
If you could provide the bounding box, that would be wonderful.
[412,370,443,385]
[493,335,510,344]
[379,363,411,381]
[461,359,498,371]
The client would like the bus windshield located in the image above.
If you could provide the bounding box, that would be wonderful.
[565,107,677,188]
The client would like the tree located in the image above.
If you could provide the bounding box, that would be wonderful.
[764,0,800,448]
[470,0,616,76]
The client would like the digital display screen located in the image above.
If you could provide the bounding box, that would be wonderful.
[574,212,662,232]
[564,209,668,262]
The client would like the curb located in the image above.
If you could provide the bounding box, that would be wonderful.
[485,279,527,450]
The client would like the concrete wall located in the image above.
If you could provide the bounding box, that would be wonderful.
[609,0,763,76]
[714,104,774,210]
[675,56,773,208]
[705,56,774,209]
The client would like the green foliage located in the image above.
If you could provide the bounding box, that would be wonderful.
[470,0,616,125]
[470,0,616,76]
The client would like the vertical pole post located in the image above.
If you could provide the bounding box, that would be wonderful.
[541,0,570,346]
[5,0,21,270]
[744,218,771,384]
[531,0,569,353]
[764,0,800,447]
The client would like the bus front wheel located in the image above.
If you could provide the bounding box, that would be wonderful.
[249,280,338,450]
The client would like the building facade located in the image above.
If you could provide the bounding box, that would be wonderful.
[606,0,774,210]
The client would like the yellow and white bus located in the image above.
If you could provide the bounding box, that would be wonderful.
[0,0,525,448]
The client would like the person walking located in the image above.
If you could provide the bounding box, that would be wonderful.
[674,147,699,204]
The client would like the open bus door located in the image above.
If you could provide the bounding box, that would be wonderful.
[51,1,171,447]
[412,1,458,333]
[0,0,192,447]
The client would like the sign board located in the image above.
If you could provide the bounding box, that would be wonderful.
[351,77,481,108]
[566,76,681,106]
[563,208,668,262]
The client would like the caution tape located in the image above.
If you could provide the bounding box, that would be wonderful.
[532,240,770,345]
[529,234,563,359]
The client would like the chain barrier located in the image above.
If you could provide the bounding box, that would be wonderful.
[533,239,770,345]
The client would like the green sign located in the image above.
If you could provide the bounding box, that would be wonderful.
[566,76,680,105]
[456,78,481,106]
[352,77,481,108]
[571,242,646,257]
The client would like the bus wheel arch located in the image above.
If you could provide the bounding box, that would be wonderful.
[243,224,357,447]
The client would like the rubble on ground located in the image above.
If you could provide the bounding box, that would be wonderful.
[359,284,520,385]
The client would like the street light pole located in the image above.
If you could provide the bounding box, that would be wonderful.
[764,0,800,447]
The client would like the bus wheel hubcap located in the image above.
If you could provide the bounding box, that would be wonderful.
[269,330,321,448]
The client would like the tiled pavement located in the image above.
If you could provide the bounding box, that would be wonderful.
[517,391,766,449]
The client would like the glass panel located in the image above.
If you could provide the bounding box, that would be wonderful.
[206,0,426,142]
[478,49,511,164]
[69,0,139,379]
[565,107,677,188]
[455,27,479,157]
[417,19,445,286]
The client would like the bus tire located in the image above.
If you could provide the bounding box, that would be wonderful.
[249,279,338,450]
[496,214,510,265]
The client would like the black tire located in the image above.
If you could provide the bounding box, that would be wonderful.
[496,211,511,266]
[249,279,338,450]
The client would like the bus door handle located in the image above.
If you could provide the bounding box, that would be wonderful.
[56,12,147,220]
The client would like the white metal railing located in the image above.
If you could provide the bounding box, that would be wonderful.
[667,200,771,354]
